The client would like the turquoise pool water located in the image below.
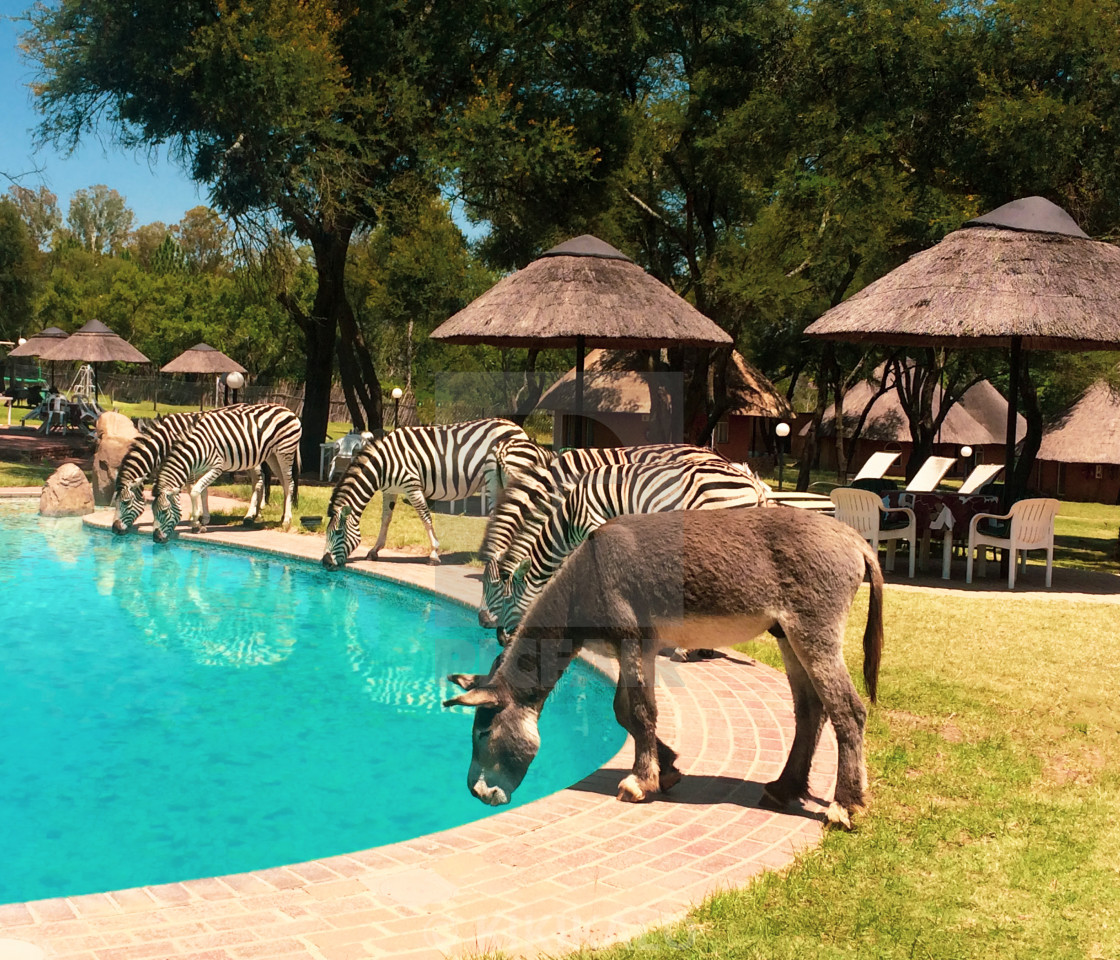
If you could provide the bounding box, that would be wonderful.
[0,501,624,906]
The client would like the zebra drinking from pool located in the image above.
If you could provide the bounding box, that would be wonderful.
[112,410,207,534]
[321,418,544,568]
[151,403,302,542]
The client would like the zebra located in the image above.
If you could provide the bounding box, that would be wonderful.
[491,435,554,487]
[151,403,302,543]
[477,444,755,629]
[491,459,771,640]
[321,418,528,568]
[112,411,205,534]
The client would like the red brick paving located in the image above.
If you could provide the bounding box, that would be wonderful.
[1,498,839,959]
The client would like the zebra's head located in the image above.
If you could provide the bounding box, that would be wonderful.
[112,479,146,534]
[322,500,361,569]
[151,485,181,543]
[478,558,503,630]
[495,563,530,643]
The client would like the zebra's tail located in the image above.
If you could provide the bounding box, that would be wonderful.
[292,448,301,508]
[261,462,273,505]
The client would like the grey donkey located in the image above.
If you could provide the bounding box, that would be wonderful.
[445,506,884,830]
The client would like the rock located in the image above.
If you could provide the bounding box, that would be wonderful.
[40,463,95,517]
[96,410,139,443]
[92,412,140,506]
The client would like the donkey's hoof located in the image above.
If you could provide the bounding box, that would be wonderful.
[616,775,648,803]
[824,801,855,831]
[659,766,682,793]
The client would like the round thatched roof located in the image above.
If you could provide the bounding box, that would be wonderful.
[429,235,732,349]
[1038,380,1120,465]
[37,319,150,364]
[805,197,1120,351]
[7,326,69,358]
[538,348,791,418]
[161,343,247,375]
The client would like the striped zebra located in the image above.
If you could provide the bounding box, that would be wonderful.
[478,444,751,628]
[321,418,527,568]
[492,459,771,640]
[112,411,205,534]
[151,403,302,543]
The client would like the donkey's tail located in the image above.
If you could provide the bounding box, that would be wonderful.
[862,545,885,702]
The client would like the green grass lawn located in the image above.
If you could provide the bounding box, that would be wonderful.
[557,589,1120,960]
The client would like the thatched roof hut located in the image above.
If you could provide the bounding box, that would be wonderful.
[429,236,732,349]
[808,373,1024,446]
[805,197,1120,351]
[161,343,247,375]
[7,327,69,358]
[37,319,149,364]
[1038,381,1120,465]
[538,349,791,418]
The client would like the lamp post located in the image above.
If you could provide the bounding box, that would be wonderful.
[776,421,791,491]
[226,371,244,405]
[391,386,403,429]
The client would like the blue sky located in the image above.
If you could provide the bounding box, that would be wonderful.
[1,1,204,228]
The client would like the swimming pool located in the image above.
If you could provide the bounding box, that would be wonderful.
[0,501,624,906]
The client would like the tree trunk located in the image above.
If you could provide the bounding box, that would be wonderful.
[798,345,834,491]
[277,288,336,474]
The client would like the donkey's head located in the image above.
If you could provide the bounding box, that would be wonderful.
[444,674,541,806]
[151,484,181,543]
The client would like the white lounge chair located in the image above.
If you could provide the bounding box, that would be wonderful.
[957,463,1004,495]
[853,451,901,481]
[904,456,957,492]
[830,487,917,578]
[328,431,373,481]
[966,498,1061,589]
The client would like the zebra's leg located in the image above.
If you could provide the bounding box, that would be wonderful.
[243,467,265,522]
[368,493,397,560]
[274,454,295,530]
[200,487,210,525]
[404,486,441,564]
[189,467,224,532]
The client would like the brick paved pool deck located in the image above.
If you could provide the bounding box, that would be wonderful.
[0,497,840,960]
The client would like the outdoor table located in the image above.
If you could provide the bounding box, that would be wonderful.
[884,490,1000,578]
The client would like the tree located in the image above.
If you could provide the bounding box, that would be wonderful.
[6,184,61,248]
[177,206,230,275]
[0,199,40,341]
[65,185,134,254]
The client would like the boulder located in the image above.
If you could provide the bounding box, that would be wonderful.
[92,411,140,505]
[40,463,95,517]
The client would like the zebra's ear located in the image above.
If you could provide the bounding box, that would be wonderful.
[513,558,530,580]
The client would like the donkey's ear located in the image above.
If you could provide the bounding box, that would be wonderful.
[447,672,483,691]
[443,686,501,709]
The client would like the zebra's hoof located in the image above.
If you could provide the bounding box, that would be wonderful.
[192,524,206,534]
[366,549,380,561]
[428,554,442,566]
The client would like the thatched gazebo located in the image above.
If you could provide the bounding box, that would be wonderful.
[1036,380,1120,503]
[429,235,732,445]
[805,197,1120,501]
[37,319,149,401]
[6,326,69,393]
[161,343,248,410]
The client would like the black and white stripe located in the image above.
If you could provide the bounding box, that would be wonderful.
[112,411,205,533]
[495,459,770,638]
[322,418,527,567]
[478,444,751,627]
[151,403,302,542]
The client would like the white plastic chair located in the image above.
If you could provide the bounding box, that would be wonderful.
[957,463,1004,495]
[830,487,917,578]
[328,431,372,481]
[905,456,957,492]
[966,498,1060,589]
[853,451,901,481]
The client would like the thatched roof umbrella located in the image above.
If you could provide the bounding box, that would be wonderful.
[7,326,69,392]
[805,197,1120,502]
[429,235,732,445]
[37,318,150,401]
[161,343,248,410]
[1038,380,1120,466]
